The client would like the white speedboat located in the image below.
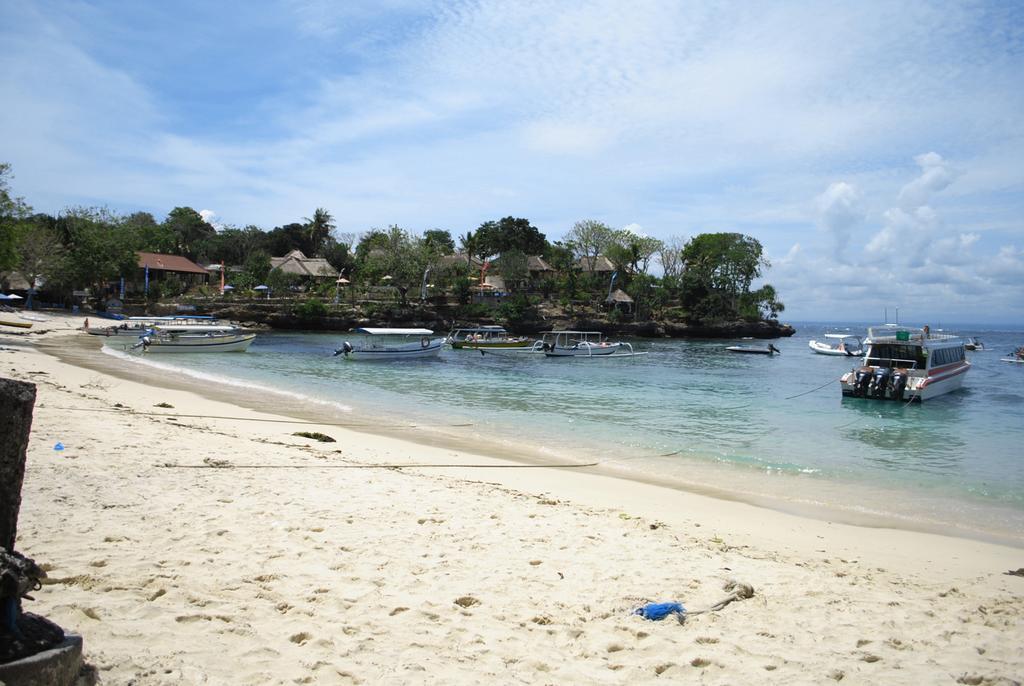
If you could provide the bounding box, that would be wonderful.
[808,333,863,357]
[840,325,969,402]
[447,326,533,350]
[538,330,637,358]
[334,328,444,360]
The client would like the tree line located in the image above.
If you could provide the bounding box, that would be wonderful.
[0,163,784,323]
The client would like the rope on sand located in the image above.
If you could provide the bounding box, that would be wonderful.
[683,579,756,618]
[159,459,600,470]
[39,405,475,429]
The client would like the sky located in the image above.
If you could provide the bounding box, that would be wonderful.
[1,1,1023,324]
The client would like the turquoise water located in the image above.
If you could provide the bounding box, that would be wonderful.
[100,322,1024,542]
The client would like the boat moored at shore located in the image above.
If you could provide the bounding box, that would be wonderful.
[447,326,533,350]
[840,325,969,402]
[335,328,444,360]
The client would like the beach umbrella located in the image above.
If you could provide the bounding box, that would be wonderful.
[223,285,235,291]
[381,275,392,281]
[254,284,270,300]
[336,278,350,284]
[2,293,23,300]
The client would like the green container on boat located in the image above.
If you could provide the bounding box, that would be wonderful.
[896,330,909,341]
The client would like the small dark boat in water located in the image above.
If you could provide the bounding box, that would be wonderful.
[726,344,780,355]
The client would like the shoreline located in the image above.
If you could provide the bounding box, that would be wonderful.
[3,315,1023,683]
[34,327,1024,549]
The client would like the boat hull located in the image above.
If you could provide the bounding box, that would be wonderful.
[451,340,533,350]
[840,362,969,401]
[545,342,623,357]
[808,340,861,356]
[726,346,776,355]
[342,339,444,360]
[104,333,256,352]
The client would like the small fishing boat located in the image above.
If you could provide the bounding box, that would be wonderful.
[840,325,969,401]
[537,330,639,358]
[1002,347,1024,363]
[808,334,863,357]
[103,323,254,353]
[447,326,533,350]
[334,328,444,360]
[726,344,780,355]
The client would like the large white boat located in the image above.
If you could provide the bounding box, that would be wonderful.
[538,330,636,358]
[808,333,863,357]
[103,323,254,353]
[447,326,534,351]
[840,325,969,401]
[334,328,444,360]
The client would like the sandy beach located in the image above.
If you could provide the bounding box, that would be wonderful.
[2,314,1023,685]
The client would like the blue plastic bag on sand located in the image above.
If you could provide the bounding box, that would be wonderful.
[634,602,685,621]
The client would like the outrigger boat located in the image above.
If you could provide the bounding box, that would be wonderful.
[103,323,254,353]
[808,333,863,357]
[447,326,533,350]
[840,325,969,401]
[86,315,226,337]
[334,327,444,360]
[536,330,639,358]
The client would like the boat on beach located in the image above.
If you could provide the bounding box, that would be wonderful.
[447,326,533,350]
[726,344,780,355]
[334,328,444,360]
[840,325,969,401]
[103,323,255,353]
[808,333,863,357]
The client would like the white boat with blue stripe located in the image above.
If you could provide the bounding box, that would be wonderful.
[335,328,444,360]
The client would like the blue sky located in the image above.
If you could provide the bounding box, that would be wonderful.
[2,1,1023,323]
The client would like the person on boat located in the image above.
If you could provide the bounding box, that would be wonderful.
[837,341,846,353]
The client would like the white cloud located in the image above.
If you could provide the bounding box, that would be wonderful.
[897,152,957,210]
[199,209,223,230]
[815,181,864,261]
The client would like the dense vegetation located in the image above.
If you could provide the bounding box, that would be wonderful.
[0,163,784,324]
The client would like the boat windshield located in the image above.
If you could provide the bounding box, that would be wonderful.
[865,343,927,370]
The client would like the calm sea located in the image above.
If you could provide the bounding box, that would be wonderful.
[98,321,1024,545]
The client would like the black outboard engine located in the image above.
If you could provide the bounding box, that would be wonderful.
[890,369,909,400]
[872,367,892,399]
[854,367,873,397]
[333,341,354,357]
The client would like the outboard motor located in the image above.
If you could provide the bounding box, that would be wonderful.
[854,367,873,397]
[333,341,354,357]
[890,369,909,400]
[872,367,892,399]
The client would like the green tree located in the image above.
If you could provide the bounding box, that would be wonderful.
[16,220,63,296]
[163,207,216,260]
[125,211,175,253]
[564,219,615,272]
[0,163,32,271]
[359,225,427,304]
[680,233,774,321]
[304,208,335,257]
[54,207,138,302]
[422,229,455,256]
[496,249,529,291]
[474,217,547,258]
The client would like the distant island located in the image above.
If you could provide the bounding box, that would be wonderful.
[2,164,791,338]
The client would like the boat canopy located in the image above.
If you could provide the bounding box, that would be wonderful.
[824,333,860,339]
[357,327,434,336]
[452,326,508,333]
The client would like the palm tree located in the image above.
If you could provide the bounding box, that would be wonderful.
[304,208,335,256]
